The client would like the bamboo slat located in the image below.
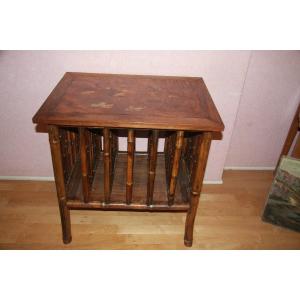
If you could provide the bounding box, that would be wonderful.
[67,201,188,211]
[168,131,184,206]
[79,128,89,203]
[126,129,135,205]
[70,131,77,165]
[66,130,74,170]
[48,125,72,243]
[88,131,93,180]
[103,128,111,203]
[111,132,118,186]
[147,130,159,206]
[164,132,173,189]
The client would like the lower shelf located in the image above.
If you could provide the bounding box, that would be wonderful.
[66,153,190,211]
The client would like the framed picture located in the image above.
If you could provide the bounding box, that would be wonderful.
[262,156,300,232]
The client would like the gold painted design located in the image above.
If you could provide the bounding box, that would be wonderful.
[126,105,145,112]
[115,92,126,97]
[114,89,129,97]
[81,90,96,95]
[289,197,299,206]
[91,102,114,108]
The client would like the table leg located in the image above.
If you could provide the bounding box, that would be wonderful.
[184,132,211,247]
[48,125,72,244]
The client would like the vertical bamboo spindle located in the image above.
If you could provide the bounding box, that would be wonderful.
[65,130,72,180]
[126,129,135,205]
[181,135,188,162]
[147,130,159,206]
[191,136,201,180]
[90,131,95,181]
[70,131,77,165]
[164,133,171,187]
[89,131,94,174]
[168,133,176,185]
[76,131,80,161]
[184,132,212,247]
[147,131,153,176]
[99,132,102,151]
[79,128,89,203]
[168,131,184,206]
[103,128,111,204]
[66,130,74,169]
[111,132,118,179]
[48,125,72,244]
[61,130,69,182]
[109,131,113,181]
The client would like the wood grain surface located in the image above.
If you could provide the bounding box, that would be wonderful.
[1,171,300,250]
[32,72,224,131]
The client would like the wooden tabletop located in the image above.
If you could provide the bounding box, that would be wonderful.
[33,72,224,131]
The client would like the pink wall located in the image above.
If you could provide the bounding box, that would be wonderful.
[0,50,250,181]
[226,51,300,168]
[1,51,300,180]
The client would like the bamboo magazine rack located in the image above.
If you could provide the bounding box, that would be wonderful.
[32,72,224,247]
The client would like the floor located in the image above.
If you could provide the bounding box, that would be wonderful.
[1,170,300,250]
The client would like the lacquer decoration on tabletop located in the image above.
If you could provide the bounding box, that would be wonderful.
[32,72,224,247]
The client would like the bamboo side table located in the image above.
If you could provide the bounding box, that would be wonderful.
[32,72,224,247]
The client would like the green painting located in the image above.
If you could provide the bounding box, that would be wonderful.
[262,156,300,232]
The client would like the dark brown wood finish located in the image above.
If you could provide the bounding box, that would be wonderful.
[126,129,135,205]
[103,128,111,204]
[147,130,159,206]
[79,128,89,203]
[168,131,184,206]
[33,72,224,247]
[184,132,212,246]
[48,125,72,244]
[33,72,224,131]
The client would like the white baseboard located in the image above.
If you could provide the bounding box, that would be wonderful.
[0,176,223,185]
[0,176,55,181]
[224,166,275,171]
[203,180,223,184]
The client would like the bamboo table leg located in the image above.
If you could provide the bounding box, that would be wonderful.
[48,125,72,244]
[184,132,212,247]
